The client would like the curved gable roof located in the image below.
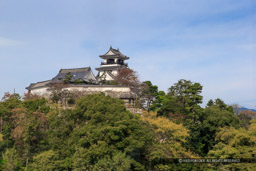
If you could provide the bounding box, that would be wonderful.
[99,46,129,60]
[51,67,97,83]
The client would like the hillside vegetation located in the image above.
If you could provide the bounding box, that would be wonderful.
[0,79,255,170]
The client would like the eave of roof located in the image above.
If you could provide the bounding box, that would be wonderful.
[99,55,129,60]
[95,65,127,71]
[51,66,97,84]
[59,67,91,73]
[26,80,51,90]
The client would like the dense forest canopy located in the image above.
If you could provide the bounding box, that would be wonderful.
[0,79,255,170]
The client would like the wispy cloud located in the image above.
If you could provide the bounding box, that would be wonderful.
[0,0,255,108]
[0,37,24,47]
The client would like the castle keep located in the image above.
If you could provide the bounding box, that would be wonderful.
[26,47,136,107]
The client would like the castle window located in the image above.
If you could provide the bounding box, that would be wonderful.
[118,59,123,64]
[108,59,114,64]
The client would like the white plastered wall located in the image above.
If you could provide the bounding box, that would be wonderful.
[98,71,115,81]
[30,85,131,97]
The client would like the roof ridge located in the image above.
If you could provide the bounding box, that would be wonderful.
[60,67,90,70]
[59,67,90,73]
[36,80,51,83]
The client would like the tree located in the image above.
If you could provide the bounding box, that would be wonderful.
[2,148,23,170]
[199,105,241,155]
[30,150,60,171]
[140,111,198,170]
[63,72,73,84]
[167,79,203,123]
[208,120,256,170]
[238,110,256,129]
[10,108,49,167]
[206,99,214,107]
[150,91,166,112]
[153,80,204,156]
[1,92,21,102]
[114,68,140,92]
[0,93,23,154]
[157,95,186,118]
[207,98,233,113]
[47,94,154,170]
[23,98,50,113]
[0,94,50,169]
[114,68,148,108]
[49,83,71,106]
[168,79,203,112]
[232,104,241,115]
[142,81,158,111]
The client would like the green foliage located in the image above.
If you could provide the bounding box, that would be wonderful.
[10,108,49,167]
[157,95,186,118]
[155,80,242,157]
[64,72,73,83]
[46,94,154,170]
[50,88,70,105]
[47,109,75,157]
[168,79,203,112]
[0,94,50,170]
[69,94,153,170]
[67,97,75,104]
[2,148,23,171]
[23,98,50,113]
[143,81,158,96]
[150,91,166,111]
[0,94,23,153]
[30,150,60,171]
[199,105,241,155]
[206,98,234,113]
[76,152,133,171]
[74,79,84,84]
[141,111,198,170]
[157,79,203,119]
[0,82,254,170]
[142,81,158,111]
[208,121,256,170]
[0,93,22,111]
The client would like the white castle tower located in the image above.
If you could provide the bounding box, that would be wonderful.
[95,46,129,81]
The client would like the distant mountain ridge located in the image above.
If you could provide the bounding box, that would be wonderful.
[239,107,256,112]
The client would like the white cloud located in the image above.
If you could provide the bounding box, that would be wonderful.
[0,0,255,108]
[0,37,24,47]
[238,44,256,51]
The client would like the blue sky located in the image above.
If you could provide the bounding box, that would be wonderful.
[0,0,255,108]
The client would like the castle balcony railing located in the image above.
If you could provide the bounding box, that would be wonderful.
[101,62,128,66]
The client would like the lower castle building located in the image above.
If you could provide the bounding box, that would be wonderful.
[26,47,138,111]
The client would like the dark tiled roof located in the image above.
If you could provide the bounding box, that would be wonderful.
[59,67,91,73]
[26,80,51,90]
[119,93,136,99]
[99,46,129,60]
[51,67,97,83]
[27,67,98,90]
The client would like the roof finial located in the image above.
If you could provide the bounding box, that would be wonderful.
[117,48,119,51]
[110,45,112,49]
